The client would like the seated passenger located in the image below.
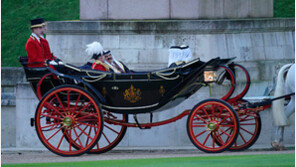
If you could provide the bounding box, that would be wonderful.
[103,50,130,73]
[85,41,109,71]
[168,45,192,68]
[91,53,109,71]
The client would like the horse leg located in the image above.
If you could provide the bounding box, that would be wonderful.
[277,67,295,148]
[272,64,295,150]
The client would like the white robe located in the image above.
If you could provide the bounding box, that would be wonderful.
[168,47,192,66]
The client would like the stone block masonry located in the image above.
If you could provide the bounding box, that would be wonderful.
[46,19,294,70]
[80,0,273,20]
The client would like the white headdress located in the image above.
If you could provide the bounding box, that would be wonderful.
[85,41,104,60]
[168,45,192,66]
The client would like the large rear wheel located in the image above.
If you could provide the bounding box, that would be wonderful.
[35,85,103,156]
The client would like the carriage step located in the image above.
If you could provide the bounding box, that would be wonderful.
[30,118,34,127]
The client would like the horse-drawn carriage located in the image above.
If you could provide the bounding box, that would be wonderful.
[20,56,289,156]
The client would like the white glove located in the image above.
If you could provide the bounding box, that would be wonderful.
[49,60,58,65]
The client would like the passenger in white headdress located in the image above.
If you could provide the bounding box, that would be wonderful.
[168,45,192,67]
[103,50,130,73]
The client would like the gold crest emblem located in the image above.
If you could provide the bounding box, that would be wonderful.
[159,85,165,96]
[102,87,107,98]
[123,85,141,103]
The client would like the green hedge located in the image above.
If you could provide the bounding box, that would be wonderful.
[1,0,79,67]
[274,0,295,17]
[1,0,294,67]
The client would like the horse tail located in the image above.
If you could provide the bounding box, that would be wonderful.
[272,64,293,126]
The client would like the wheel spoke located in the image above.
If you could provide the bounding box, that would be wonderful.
[76,125,94,141]
[201,108,211,120]
[73,128,83,147]
[240,127,254,136]
[41,122,60,129]
[219,124,234,127]
[239,132,247,144]
[240,123,256,125]
[86,126,92,146]
[102,132,111,144]
[40,114,62,120]
[94,127,100,149]
[212,133,215,148]
[73,125,88,143]
[76,121,98,128]
[43,102,64,117]
[67,90,70,111]
[194,130,207,138]
[239,115,250,122]
[73,93,81,112]
[225,129,233,142]
[194,115,208,124]
[46,127,63,141]
[104,124,120,134]
[54,93,66,113]
[68,129,72,151]
[76,113,97,121]
[216,131,225,145]
[211,105,216,120]
[203,133,211,145]
[218,128,232,138]
[192,125,207,127]
[75,102,91,116]
[216,106,223,120]
[240,118,256,122]
[219,115,231,124]
[57,130,66,149]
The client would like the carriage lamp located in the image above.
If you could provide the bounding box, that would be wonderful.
[204,71,217,82]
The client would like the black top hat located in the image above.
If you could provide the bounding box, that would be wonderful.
[30,18,45,28]
[103,50,111,55]
[92,53,103,60]
[170,45,189,49]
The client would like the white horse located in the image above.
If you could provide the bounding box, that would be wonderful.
[271,63,295,150]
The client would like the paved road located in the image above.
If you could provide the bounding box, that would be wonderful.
[2,149,294,164]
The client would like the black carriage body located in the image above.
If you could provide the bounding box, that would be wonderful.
[20,57,234,114]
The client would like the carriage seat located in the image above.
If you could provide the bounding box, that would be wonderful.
[79,62,92,70]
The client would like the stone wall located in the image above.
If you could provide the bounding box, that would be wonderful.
[80,0,273,20]
[1,68,26,148]
[46,18,294,71]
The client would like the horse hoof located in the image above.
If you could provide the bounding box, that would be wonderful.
[271,141,281,151]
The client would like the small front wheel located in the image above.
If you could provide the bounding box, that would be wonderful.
[187,99,239,153]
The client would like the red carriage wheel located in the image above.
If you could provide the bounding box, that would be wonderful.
[229,111,261,151]
[187,99,239,153]
[227,63,251,103]
[212,100,261,151]
[210,65,236,101]
[36,73,61,100]
[65,112,128,154]
[35,85,103,156]
[88,112,128,154]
